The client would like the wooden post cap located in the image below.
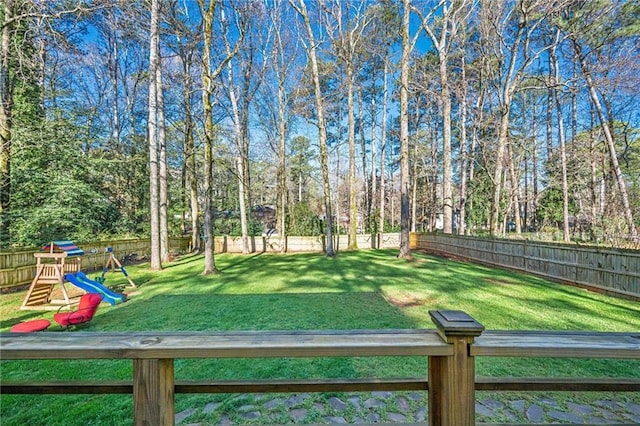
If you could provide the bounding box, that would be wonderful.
[429,310,485,337]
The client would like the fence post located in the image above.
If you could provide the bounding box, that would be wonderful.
[428,310,484,426]
[133,358,175,426]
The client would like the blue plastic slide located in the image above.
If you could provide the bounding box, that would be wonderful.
[65,272,126,305]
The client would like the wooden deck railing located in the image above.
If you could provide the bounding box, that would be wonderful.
[1,310,639,426]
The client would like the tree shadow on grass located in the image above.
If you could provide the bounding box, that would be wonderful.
[109,249,640,333]
[37,292,428,384]
[162,252,207,269]
[94,292,421,332]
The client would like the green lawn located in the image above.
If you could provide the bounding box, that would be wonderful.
[1,249,639,425]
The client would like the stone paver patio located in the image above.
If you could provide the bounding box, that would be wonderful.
[175,391,640,425]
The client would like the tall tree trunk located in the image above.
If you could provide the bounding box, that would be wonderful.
[334,146,341,249]
[588,107,599,241]
[198,0,243,270]
[486,2,552,236]
[369,79,377,243]
[108,21,120,150]
[157,55,169,262]
[507,142,522,234]
[458,56,468,235]
[468,77,484,234]
[417,0,467,234]
[148,0,161,270]
[322,0,371,249]
[0,1,15,247]
[573,40,638,241]
[277,76,287,252]
[358,91,368,235]
[241,101,251,236]
[398,0,412,259]
[347,63,358,249]
[199,0,218,274]
[411,139,418,232]
[546,80,554,160]
[226,65,249,254]
[291,0,334,256]
[571,62,578,142]
[223,7,250,254]
[430,117,438,231]
[489,105,511,236]
[552,43,570,242]
[202,121,216,275]
[532,98,539,231]
[439,53,453,234]
[188,137,199,254]
[379,59,388,243]
[236,155,249,252]
[487,11,524,234]
[269,1,289,254]
[182,53,199,252]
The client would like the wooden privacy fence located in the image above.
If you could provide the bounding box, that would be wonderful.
[0,237,190,291]
[1,234,400,291]
[214,233,400,253]
[1,310,639,426]
[411,233,640,299]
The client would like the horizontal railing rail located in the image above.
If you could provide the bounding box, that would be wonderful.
[2,311,639,426]
[472,330,640,358]
[4,376,639,395]
[0,328,452,359]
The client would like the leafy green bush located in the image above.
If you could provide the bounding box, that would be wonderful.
[9,119,121,246]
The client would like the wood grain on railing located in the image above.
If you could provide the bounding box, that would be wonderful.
[1,327,456,426]
[0,329,452,360]
[3,311,639,426]
[472,330,640,358]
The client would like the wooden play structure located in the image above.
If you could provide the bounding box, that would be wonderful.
[20,241,83,310]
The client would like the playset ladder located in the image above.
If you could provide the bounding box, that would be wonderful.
[20,253,80,311]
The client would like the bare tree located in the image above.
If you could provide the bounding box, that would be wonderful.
[290,0,335,256]
[572,41,637,241]
[549,31,570,241]
[222,2,267,254]
[222,6,249,254]
[480,0,562,236]
[166,2,201,252]
[147,0,162,270]
[414,0,471,234]
[263,0,298,252]
[398,0,421,259]
[321,0,372,250]
[83,3,147,227]
[563,1,638,241]
[199,0,218,274]
[379,59,390,241]
[157,35,169,263]
[359,2,399,246]
[456,54,470,235]
[197,0,244,274]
